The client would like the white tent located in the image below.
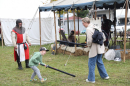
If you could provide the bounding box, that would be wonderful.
[0,0,59,46]
[0,18,59,46]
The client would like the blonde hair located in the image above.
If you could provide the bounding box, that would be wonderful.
[81,17,90,23]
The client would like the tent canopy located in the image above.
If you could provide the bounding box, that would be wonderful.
[39,0,94,11]
[39,0,130,12]
[95,0,128,9]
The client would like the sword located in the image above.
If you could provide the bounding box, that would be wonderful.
[40,64,76,77]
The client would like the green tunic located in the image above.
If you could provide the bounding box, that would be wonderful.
[29,52,45,67]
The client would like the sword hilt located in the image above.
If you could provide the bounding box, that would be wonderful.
[40,64,49,68]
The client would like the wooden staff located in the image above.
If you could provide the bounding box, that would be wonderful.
[123,0,128,62]
[39,11,42,47]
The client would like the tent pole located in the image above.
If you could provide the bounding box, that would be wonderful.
[109,9,110,19]
[1,25,3,48]
[123,0,128,62]
[39,11,42,47]
[95,5,97,20]
[77,10,80,43]
[67,10,69,35]
[59,11,61,40]
[73,9,76,50]
[114,2,117,46]
[54,11,57,54]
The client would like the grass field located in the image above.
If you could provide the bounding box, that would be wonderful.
[0,36,130,86]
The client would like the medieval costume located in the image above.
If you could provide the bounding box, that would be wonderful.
[68,31,77,47]
[11,19,31,70]
[101,15,113,46]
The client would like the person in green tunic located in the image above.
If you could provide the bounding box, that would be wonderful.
[29,47,49,83]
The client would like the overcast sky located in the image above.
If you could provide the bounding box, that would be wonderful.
[0,0,54,19]
[0,0,129,19]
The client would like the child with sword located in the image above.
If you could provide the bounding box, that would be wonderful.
[29,47,49,83]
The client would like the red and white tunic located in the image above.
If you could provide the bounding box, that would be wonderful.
[12,29,30,62]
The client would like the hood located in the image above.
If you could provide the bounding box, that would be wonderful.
[16,19,22,27]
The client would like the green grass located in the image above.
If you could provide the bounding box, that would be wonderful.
[0,36,130,86]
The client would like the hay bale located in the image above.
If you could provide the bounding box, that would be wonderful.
[51,46,89,56]
[83,51,89,55]
[56,48,61,53]
[74,49,83,56]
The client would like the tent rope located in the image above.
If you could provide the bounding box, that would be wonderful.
[89,1,95,18]
[118,0,126,19]
[27,7,39,33]
[118,0,129,24]
[27,7,38,56]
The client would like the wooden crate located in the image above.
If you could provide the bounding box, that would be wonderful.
[120,50,130,60]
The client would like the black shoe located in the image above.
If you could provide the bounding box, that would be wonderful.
[26,65,30,68]
[25,60,30,68]
[18,66,23,70]
[17,62,23,70]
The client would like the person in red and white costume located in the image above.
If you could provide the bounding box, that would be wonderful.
[11,19,31,70]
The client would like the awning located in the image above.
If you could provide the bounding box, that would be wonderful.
[95,0,127,9]
[39,0,95,12]
[39,0,130,12]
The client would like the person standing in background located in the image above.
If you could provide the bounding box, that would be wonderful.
[11,19,31,70]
